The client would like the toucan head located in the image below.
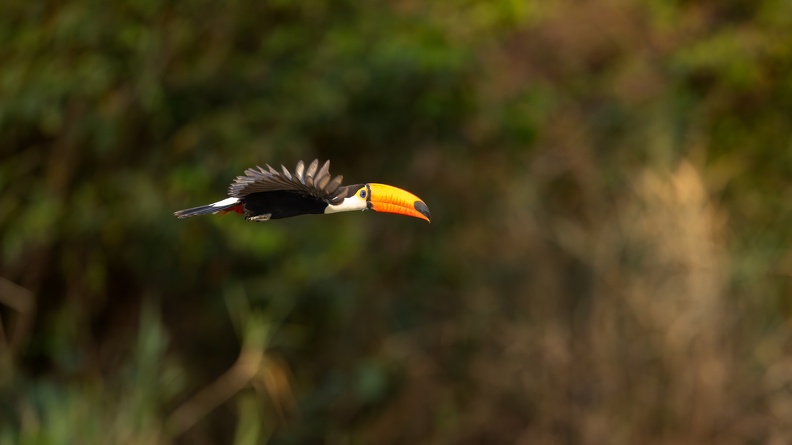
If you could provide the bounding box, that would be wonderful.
[326,183,431,222]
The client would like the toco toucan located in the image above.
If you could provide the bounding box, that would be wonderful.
[174,159,431,222]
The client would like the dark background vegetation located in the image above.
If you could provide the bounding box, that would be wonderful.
[3,0,792,443]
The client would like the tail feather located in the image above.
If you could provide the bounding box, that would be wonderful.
[174,197,241,219]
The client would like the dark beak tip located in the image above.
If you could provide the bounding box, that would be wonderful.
[414,201,431,222]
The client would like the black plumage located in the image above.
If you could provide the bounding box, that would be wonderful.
[174,160,359,220]
[233,160,362,220]
[230,159,348,204]
[241,190,330,220]
[175,158,431,222]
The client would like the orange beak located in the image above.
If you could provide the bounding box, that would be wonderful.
[368,183,431,222]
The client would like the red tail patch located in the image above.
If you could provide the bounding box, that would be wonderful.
[219,204,244,215]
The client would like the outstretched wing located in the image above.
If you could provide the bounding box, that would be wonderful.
[229,159,347,205]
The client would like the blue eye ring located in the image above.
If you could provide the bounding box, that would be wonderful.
[359,189,367,199]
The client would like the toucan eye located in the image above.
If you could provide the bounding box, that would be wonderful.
[359,189,367,199]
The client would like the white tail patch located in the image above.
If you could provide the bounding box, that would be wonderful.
[211,197,240,207]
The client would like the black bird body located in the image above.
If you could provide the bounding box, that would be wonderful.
[174,160,430,222]
[242,188,358,219]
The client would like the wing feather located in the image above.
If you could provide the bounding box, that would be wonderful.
[316,172,331,191]
[294,160,305,185]
[325,175,343,195]
[280,165,292,180]
[306,159,319,180]
[318,160,330,178]
[229,159,349,203]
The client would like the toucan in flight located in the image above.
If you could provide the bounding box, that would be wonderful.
[174,159,431,222]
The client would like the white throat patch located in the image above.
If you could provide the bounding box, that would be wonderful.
[324,196,367,214]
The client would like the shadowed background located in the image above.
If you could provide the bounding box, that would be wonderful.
[2,0,792,443]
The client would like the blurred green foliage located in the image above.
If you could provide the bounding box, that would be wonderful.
[3,0,792,443]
